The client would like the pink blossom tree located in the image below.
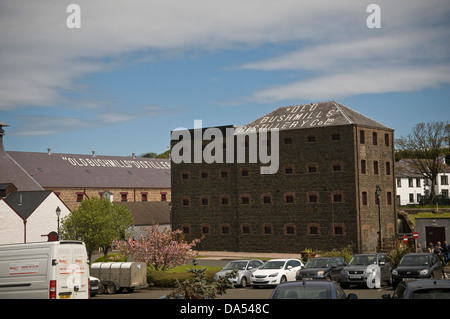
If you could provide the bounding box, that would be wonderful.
[113,225,201,271]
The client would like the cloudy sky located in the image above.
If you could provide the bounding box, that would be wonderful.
[1,0,449,156]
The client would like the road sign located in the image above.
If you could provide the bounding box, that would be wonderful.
[413,232,419,239]
[403,235,408,243]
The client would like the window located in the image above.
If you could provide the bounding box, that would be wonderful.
[387,192,392,205]
[241,196,250,205]
[307,135,316,143]
[221,196,229,206]
[201,225,210,235]
[181,173,189,180]
[182,225,190,234]
[221,224,230,235]
[441,175,449,185]
[121,192,128,202]
[160,192,167,201]
[220,170,228,177]
[416,178,421,187]
[372,132,378,145]
[241,224,251,234]
[76,192,83,202]
[362,192,368,205]
[262,195,272,204]
[284,137,293,144]
[334,226,343,236]
[201,197,209,206]
[386,162,391,175]
[263,224,273,235]
[333,193,343,203]
[409,178,414,187]
[332,164,342,172]
[284,166,293,174]
[309,226,319,235]
[201,171,208,178]
[308,164,317,173]
[384,133,390,146]
[241,169,249,177]
[141,192,148,201]
[409,194,414,203]
[361,160,366,174]
[308,194,318,203]
[397,178,402,187]
[285,193,295,203]
[373,161,379,175]
[285,224,296,235]
[182,198,190,206]
[360,130,365,144]
[331,133,340,140]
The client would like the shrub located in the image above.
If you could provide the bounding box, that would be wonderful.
[318,245,354,263]
[147,265,222,288]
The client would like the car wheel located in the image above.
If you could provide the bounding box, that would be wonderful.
[240,277,248,288]
[106,282,116,294]
[280,276,287,284]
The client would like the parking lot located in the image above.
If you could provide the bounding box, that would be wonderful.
[92,251,394,300]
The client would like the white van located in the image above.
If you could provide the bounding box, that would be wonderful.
[0,241,90,299]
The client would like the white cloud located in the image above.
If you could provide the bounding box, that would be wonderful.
[0,0,449,112]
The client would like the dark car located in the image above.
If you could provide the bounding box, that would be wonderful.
[270,280,358,299]
[391,253,445,288]
[340,253,392,288]
[296,257,347,282]
[382,279,450,299]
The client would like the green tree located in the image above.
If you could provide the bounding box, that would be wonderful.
[396,121,449,200]
[60,198,134,261]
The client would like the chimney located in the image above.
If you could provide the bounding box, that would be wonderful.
[0,121,10,153]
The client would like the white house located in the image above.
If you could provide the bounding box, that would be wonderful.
[0,189,71,245]
[395,159,450,206]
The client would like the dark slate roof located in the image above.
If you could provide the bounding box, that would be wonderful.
[116,201,170,225]
[0,123,44,191]
[396,159,450,178]
[235,101,393,133]
[4,190,53,220]
[7,151,171,189]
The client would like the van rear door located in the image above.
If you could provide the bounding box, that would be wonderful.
[56,243,89,299]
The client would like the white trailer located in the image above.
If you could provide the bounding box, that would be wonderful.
[0,241,90,299]
[91,262,147,294]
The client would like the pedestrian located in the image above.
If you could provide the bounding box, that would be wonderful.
[416,242,422,253]
[427,242,434,253]
[434,242,444,264]
[442,241,449,266]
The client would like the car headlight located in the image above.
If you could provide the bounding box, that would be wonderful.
[317,271,325,277]
[420,269,429,275]
[392,269,398,276]
[269,272,279,277]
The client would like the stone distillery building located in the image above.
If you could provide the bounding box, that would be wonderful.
[171,101,397,253]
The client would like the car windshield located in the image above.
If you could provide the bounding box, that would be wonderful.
[411,289,450,299]
[272,285,331,299]
[349,255,376,266]
[305,259,329,269]
[223,261,248,271]
[261,261,285,269]
[399,255,429,266]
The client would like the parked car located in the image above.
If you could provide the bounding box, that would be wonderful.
[340,253,392,288]
[382,279,450,299]
[296,257,347,282]
[213,259,264,287]
[270,280,358,299]
[391,253,445,288]
[89,276,100,297]
[251,259,303,287]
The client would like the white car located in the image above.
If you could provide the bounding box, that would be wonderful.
[250,259,303,288]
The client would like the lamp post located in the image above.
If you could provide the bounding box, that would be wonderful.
[375,185,382,252]
[56,206,61,240]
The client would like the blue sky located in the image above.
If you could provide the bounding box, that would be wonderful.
[1,0,449,156]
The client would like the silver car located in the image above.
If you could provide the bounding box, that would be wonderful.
[214,259,264,287]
